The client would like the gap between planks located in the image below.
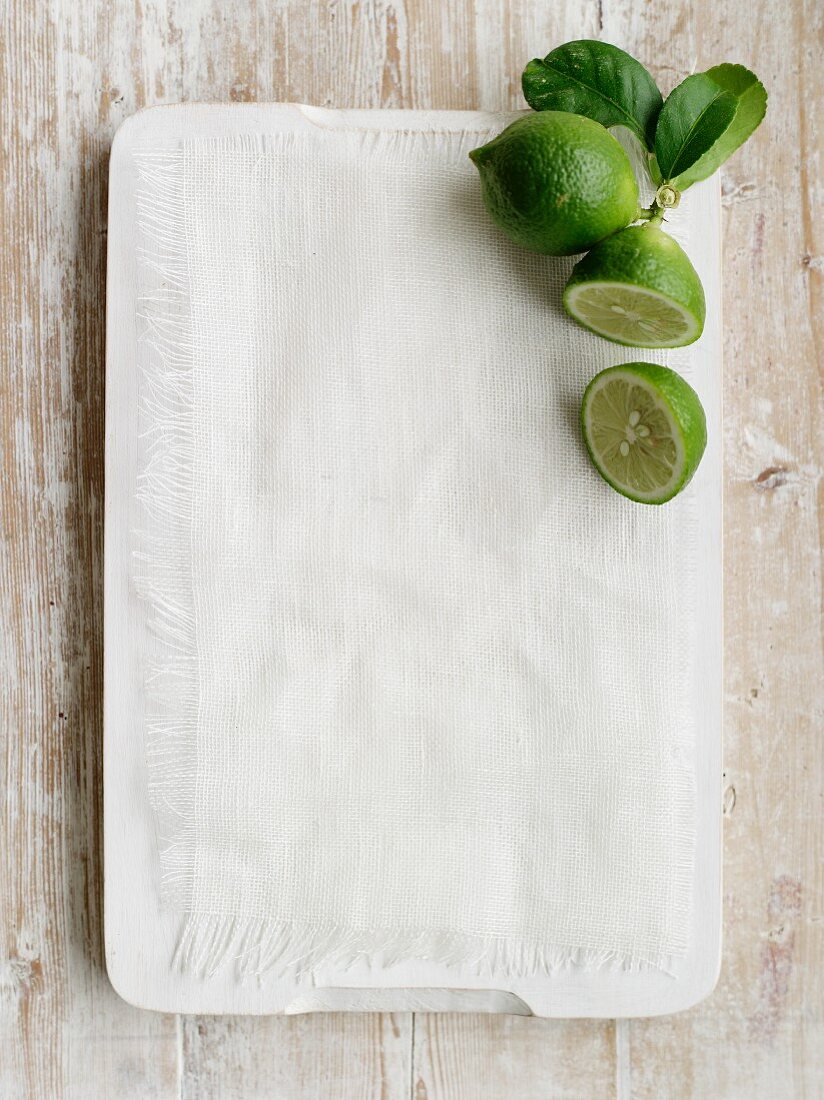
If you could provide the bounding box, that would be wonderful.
[409,1013,416,1100]
[616,1018,632,1100]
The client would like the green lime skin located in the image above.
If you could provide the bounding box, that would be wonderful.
[581,362,707,505]
[564,224,706,346]
[468,112,639,256]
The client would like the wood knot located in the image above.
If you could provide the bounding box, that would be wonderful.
[722,784,736,815]
[754,466,790,491]
[2,951,43,997]
[229,82,256,103]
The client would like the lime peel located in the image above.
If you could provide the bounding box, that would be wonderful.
[468,112,639,256]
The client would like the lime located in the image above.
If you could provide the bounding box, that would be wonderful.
[468,112,639,256]
[581,362,707,504]
[563,224,705,347]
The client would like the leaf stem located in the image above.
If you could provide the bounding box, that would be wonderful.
[637,202,666,225]
[636,181,682,227]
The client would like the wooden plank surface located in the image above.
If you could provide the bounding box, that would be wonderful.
[1,0,820,1097]
[612,0,824,1096]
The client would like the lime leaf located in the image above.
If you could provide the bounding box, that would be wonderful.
[654,73,738,184]
[522,40,663,149]
[667,64,767,188]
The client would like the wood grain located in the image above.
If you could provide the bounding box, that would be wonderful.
[1,0,821,1097]
[610,0,824,1096]
[181,1013,412,1100]
[0,0,181,1095]
[412,1015,617,1099]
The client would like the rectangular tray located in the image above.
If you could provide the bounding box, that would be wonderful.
[104,104,722,1017]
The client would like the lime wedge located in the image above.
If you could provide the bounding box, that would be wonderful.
[564,225,706,349]
[581,362,707,504]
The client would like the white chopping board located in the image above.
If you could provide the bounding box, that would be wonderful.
[104,104,722,1017]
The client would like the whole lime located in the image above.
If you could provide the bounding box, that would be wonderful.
[468,112,639,256]
[563,224,706,348]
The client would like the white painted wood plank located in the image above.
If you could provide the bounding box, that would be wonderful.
[0,0,182,1096]
[4,0,821,1093]
[412,1014,618,1098]
[606,0,824,1093]
[180,1013,412,1100]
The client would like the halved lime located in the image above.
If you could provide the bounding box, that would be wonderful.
[581,362,707,504]
[564,225,705,348]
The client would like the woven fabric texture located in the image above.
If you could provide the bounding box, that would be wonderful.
[135,123,697,980]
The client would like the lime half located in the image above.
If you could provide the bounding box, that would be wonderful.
[564,225,706,348]
[581,362,707,504]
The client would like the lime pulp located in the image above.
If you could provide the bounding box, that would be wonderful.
[564,281,701,348]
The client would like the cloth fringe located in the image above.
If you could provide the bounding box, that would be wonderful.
[174,912,681,982]
[134,149,200,907]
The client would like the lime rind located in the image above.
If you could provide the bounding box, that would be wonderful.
[581,364,706,504]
